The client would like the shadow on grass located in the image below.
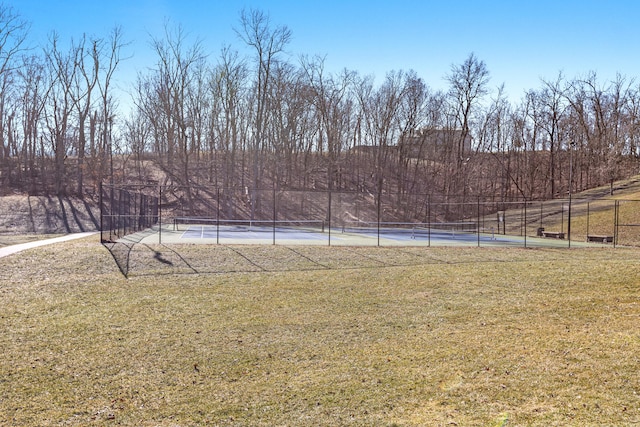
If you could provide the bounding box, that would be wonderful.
[102,229,163,277]
[101,238,592,279]
[103,239,429,278]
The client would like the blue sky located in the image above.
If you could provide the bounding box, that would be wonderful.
[13,0,640,103]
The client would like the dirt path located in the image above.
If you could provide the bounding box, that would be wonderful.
[0,232,98,258]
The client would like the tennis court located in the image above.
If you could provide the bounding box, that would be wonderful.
[102,186,632,249]
[180,222,329,243]
[121,218,598,248]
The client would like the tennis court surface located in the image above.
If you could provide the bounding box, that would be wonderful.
[121,219,599,248]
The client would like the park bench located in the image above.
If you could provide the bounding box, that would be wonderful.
[587,235,614,243]
[542,231,565,239]
[536,227,565,239]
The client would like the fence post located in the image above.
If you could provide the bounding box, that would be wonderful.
[377,189,381,247]
[158,185,162,244]
[613,200,620,248]
[568,194,573,249]
[273,186,276,245]
[328,190,332,247]
[503,204,506,234]
[477,196,481,247]
[99,182,104,243]
[427,195,431,247]
[216,188,220,245]
[524,201,527,248]
[540,202,543,233]
[586,201,590,239]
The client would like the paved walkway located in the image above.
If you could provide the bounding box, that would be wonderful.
[0,232,98,258]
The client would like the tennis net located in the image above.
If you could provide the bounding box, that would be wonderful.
[341,221,478,238]
[173,217,326,233]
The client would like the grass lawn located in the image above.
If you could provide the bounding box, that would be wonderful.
[0,234,64,248]
[492,176,640,247]
[1,235,640,426]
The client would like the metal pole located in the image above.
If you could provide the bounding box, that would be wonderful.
[109,185,113,242]
[428,195,431,247]
[377,190,381,247]
[477,196,480,247]
[586,201,590,239]
[328,190,332,247]
[568,195,572,248]
[503,204,506,235]
[524,201,527,248]
[158,185,162,244]
[118,188,123,239]
[613,200,620,248]
[99,181,104,243]
[568,142,575,248]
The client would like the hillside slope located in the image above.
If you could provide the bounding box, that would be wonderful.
[0,194,100,235]
[3,174,640,238]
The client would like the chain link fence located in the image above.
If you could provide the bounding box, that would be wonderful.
[100,184,159,243]
[100,184,640,248]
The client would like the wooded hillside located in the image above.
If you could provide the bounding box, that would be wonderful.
[0,5,639,206]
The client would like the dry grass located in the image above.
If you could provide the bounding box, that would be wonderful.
[0,233,64,248]
[1,236,640,426]
[569,197,640,246]
[497,177,640,246]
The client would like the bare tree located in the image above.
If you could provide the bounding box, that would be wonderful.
[390,70,430,201]
[43,33,80,195]
[263,61,306,188]
[133,21,205,208]
[209,46,249,187]
[15,54,49,193]
[355,70,417,213]
[625,85,640,159]
[68,34,99,195]
[508,92,546,200]
[301,55,355,190]
[0,4,28,190]
[94,26,125,189]
[536,73,569,198]
[445,53,490,201]
[236,8,291,217]
[123,108,151,182]
[446,53,490,159]
[474,85,522,200]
